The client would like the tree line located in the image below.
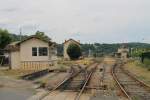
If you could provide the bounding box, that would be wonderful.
[57,43,150,57]
[0,28,150,57]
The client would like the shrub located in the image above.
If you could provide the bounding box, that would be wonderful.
[67,43,81,60]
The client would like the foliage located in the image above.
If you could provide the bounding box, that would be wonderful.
[81,43,150,57]
[56,43,150,57]
[143,58,150,68]
[35,31,51,42]
[131,48,150,57]
[141,52,150,63]
[67,43,81,60]
[0,29,52,49]
[10,34,28,42]
[135,58,150,71]
[0,29,12,49]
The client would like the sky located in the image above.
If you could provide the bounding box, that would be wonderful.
[0,0,150,43]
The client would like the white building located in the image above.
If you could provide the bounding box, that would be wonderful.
[5,35,57,70]
[116,45,129,59]
[63,39,80,60]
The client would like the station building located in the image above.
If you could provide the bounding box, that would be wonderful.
[63,39,80,60]
[115,45,129,59]
[5,35,57,70]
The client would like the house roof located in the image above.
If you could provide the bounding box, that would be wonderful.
[5,41,20,51]
[17,35,52,45]
[9,41,20,45]
[5,35,56,51]
[64,39,80,45]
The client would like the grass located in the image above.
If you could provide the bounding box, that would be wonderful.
[0,69,34,78]
[134,58,150,69]
[133,96,140,100]
[142,58,150,70]
[124,59,150,85]
[0,58,94,78]
[56,58,94,69]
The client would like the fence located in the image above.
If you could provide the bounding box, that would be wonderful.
[20,60,57,70]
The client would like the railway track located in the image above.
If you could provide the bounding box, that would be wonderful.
[39,63,98,100]
[87,62,114,100]
[75,63,98,100]
[112,63,150,100]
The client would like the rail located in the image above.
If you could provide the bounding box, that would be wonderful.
[39,66,76,100]
[39,63,98,100]
[75,63,98,100]
[111,64,132,100]
[112,62,150,100]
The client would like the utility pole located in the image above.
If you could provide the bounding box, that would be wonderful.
[88,49,92,57]
[19,27,22,41]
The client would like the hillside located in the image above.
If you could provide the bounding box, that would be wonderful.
[7,34,150,57]
[57,43,150,57]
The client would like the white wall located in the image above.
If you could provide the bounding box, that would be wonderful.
[20,38,49,61]
[64,41,70,59]
[10,51,20,69]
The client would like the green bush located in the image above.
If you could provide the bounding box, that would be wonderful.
[143,58,150,68]
[141,52,150,63]
[0,29,12,49]
[67,43,81,60]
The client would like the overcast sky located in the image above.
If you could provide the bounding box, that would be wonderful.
[0,0,150,43]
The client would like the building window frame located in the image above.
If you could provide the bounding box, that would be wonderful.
[32,47,38,56]
[38,47,48,56]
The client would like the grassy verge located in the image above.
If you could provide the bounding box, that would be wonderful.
[0,69,34,78]
[56,58,94,70]
[124,59,150,85]
[142,58,150,70]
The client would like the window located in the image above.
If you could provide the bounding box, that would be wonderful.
[32,47,37,56]
[39,47,48,56]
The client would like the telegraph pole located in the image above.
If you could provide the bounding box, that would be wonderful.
[19,27,22,41]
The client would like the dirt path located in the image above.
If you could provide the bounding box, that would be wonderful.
[0,76,37,100]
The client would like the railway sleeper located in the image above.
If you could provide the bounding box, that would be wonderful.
[59,80,85,90]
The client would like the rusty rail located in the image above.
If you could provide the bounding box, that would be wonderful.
[111,64,132,100]
[39,66,76,100]
[75,63,98,100]
[112,62,150,100]
[39,63,98,100]
[120,66,150,91]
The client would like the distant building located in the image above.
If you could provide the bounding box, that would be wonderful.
[115,45,129,59]
[5,35,57,70]
[63,39,80,60]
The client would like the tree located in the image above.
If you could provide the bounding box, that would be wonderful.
[141,52,150,63]
[67,43,81,60]
[0,29,11,49]
[35,31,51,42]
[10,34,28,42]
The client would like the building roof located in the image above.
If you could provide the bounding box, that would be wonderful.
[17,35,52,45]
[64,39,80,45]
[9,41,20,45]
[5,35,56,51]
[5,41,20,51]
